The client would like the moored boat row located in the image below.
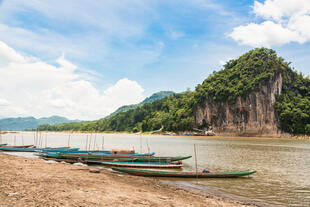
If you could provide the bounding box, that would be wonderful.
[0,143,256,178]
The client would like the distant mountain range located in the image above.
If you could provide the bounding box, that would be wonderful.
[105,91,175,118]
[0,91,175,131]
[0,116,80,131]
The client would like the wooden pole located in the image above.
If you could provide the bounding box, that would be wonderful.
[85,135,89,151]
[140,135,142,153]
[37,132,39,148]
[157,146,161,163]
[22,135,24,145]
[194,144,198,180]
[34,131,37,147]
[88,133,92,150]
[93,133,97,150]
[147,138,150,163]
[37,133,39,148]
[37,131,39,147]
[101,136,104,150]
[147,138,150,154]
[67,134,71,147]
[37,131,40,147]
[33,133,35,146]
[39,132,42,148]
[38,132,40,148]
[45,134,47,148]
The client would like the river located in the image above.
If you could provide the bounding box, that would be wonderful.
[1,132,310,206]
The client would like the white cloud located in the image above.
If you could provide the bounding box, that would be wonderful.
[288,14,310,40]
[219,57,233,66]
[0,41,145,120]
[230,0,310,47]
[0,41,26,66]
[230,21,304,47]
[0,98,9,106]
[219,60,226,66]
[104,79,144,104]
[254,0,310,21]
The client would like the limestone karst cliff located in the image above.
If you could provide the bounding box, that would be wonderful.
[193,48,306,137]
[195,72,284,137]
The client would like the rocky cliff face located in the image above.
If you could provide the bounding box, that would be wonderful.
[195,72,288,137]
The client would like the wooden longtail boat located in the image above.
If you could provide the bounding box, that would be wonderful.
[0,146,39,152]
[0,145,34,148]
[62,150,111,154]
[41,147,70,150]
[40,147,80,152]
[0,146,79,152]
[44,157,137,163]
[41,153,191,162]
[86,160,183,168]
[112,168,256,178]
[58,152,155,157]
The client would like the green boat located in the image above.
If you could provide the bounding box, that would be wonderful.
[86,160,183,168]
[112,167,256,178]
[43,157,137,163]
[42,153,191,162]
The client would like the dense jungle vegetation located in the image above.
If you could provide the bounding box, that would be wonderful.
[37,48,310,135]
[38,91,194,132]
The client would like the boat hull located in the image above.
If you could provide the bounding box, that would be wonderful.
[44,157,137,163]
[0,147,80,152]
[40,148,80,152]
[112,167,256,178]
[0,145,34,148]
[41,153,191,162]
[0,147,39,152]
[86,161,183,168]
[58,152,155,156]
[61,150,112,154]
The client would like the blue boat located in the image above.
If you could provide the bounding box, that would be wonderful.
[60,150,111,154]
[60,152,155,156]
[86,160,183,168]
[0,146,40,152]
[41,151,154,157]
[0,146,80,152]
[40,147,80,152]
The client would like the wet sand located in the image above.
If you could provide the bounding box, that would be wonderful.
[0,153,254,207]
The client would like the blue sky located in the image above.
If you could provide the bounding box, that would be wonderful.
[0,0,309,119]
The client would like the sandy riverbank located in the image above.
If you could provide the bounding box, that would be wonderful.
[0,153,255,207]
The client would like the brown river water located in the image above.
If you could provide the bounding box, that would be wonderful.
[1,132,310,207]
